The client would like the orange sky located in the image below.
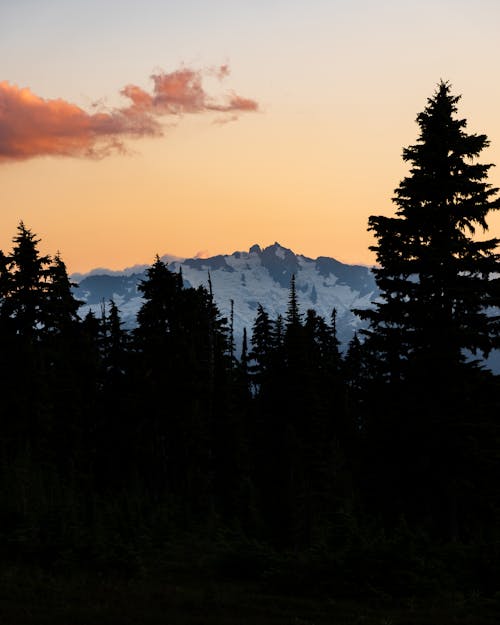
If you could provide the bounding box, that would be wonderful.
[2,1,500,273]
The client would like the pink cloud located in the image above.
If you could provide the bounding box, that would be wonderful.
[0,65,258,163]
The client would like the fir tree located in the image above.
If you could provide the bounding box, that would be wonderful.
[240,327,250,390]
[286,273,301,329]
[2,221,51,339]
[356,81,500,537]
[249,304,273,390]
[103,299,128,382]
[358,81,500,379]
[228,298,235,366]
[329,308,341,368]
[43,252,82,336]
[273,314,284,350]
[136,255,180,342]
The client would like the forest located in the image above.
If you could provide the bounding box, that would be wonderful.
[1,82,499,623]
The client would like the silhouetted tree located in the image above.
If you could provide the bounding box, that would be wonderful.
[358,81,500,378]
[43,253,82,335]
[249,304,273,391]
[286,273,301,329]
[2,222,51,339]
[356,81,500,537]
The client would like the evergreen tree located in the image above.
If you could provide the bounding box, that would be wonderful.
[0,250,12,328]
[133,257,232,523]
[358,81,500,378]
[95,300,134,490]
[41,254,85,466]
[356,81,500,537]
[304,308,335,370]
[240,327,250,392]
[2,222,51,339]
[228,299,236,367]
[249,304,273,390]
[0,224,53,455]
[273,314,285,352]
[344,332,364,396]
[79,309,104,401]
[103,300,127,375]
[286,273,301,329]
[136,255,181,344]
[329,308,342,372]
[43,252,82,336]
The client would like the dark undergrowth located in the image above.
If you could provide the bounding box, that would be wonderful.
[2,533,499,625]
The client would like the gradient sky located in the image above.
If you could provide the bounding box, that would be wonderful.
[2,0,500,273]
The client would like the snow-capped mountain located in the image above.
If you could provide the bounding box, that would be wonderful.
[73,241,500,371]
[74,242,377,349]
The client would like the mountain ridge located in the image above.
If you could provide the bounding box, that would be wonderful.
[72,242,500,372]
[74,242,377,349]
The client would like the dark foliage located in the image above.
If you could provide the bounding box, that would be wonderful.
[355,81,500,540]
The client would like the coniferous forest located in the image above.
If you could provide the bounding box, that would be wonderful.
[2,82,500,623]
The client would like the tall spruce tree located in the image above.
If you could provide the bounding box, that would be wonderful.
[43,252,82,336]
[2,222,51,339]
[286,273,301,329]
[358,81,500,379]
[356,81,500,537]
[249,304,273,390]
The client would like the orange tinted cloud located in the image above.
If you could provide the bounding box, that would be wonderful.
[131,67,259,115]
[0,65,258,163]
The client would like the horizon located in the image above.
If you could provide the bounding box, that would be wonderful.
[68,240,376,279]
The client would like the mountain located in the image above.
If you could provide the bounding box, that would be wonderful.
[73,241,500,371]
[74,242,377,349]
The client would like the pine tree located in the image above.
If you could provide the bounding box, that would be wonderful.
[133,257,232,522]
[2,221,51,339]
[249,304,273,390]
[43,252,82,336]
[103,299,128,383]
[358,81,500,379]
[283,274,305,380]
[228,298,235,367]
[356,81,500,537]
[0,224,53,455]
[329,308,342,370]
[286,273,301,329]
[41,253,84,459]
[273,314,284,351]
[240,327,250,391]
[344,332,364,395]
[0,250,12,328]
[136,255,181,344]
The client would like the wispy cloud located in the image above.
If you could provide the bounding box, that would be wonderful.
[0,65,258,163]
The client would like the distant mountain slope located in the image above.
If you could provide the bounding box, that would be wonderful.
[73,242,500,372]
[74,242,377,348]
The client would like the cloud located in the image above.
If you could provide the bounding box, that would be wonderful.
[0,65,258,163]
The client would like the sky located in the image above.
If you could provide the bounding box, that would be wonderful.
[2,0,500,273]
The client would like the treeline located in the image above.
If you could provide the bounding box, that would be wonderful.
[1,82,500,597]
[0,221,498,578]
[0,225,359,556]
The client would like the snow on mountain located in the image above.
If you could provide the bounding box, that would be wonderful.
[74,242,377,349]
[73,241,500,371]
